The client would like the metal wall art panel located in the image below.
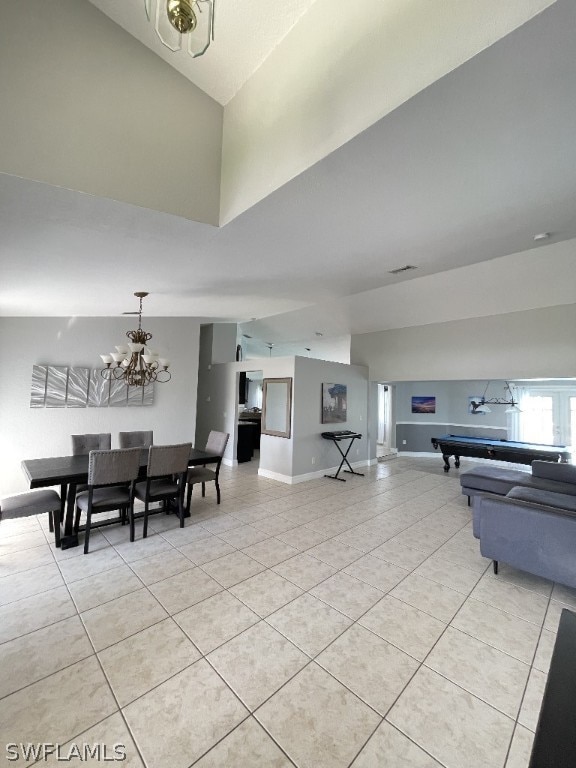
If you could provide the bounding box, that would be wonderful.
[142,383,154,406]
[127,385,144,406]
[45,366,68,408]
[88,370,110,407]
[109,378,128,407]
[31,366,154,407]
[66,367,90,407]
[30,365,48,408]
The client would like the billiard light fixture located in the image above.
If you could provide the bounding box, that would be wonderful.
[144,0,215,59]
[470,382,521,414]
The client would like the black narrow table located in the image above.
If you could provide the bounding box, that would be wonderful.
[22,448,219,549]
[529,608,576,767]
[321,430,364,481]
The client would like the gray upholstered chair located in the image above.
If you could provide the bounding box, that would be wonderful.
[186,431,229,512]
[75,447,141,554]
[71,433,112,455]
[119,431,153,449]
[134,443,192,538]
[0,489,62,546]
[71,433,113,531]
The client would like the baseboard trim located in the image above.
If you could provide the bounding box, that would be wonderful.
[222,457,238,467]
[259,459,371,485]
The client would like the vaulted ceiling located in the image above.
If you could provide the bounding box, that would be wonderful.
[1,0,575,357]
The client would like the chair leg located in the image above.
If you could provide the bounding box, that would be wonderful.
[493,560,498,575]
[129,503,135,543]
[202,482,206,498]
[84,509,92,554]
[186,484,193,515]
[178,494,185,528]
[53,508,61,548]
[48,510,54,532]
[74,507,81,533]
[215,480,221,504]
[143,501,149,539]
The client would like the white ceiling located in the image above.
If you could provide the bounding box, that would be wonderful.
[1,0,576,357]
[88,0,319,104]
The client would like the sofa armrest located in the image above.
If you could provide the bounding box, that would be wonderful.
[479,496,576,589]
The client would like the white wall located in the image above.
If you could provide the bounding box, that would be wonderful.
[351,304,576,382]
[0,0,223,225]
[0,317,200,496]
[220,0,554,223]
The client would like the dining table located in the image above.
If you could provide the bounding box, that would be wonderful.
[21,447,220,549]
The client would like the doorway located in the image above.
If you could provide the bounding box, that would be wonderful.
[238,370,263,466]
[377,384,394,458]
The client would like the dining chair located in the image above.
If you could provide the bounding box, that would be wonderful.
[118,430,154,449]
[134,443,192,539]
[71,433,112,455]
[74,447,141,554]
[185,431,229,512]
[70,433,113,531]
[0,489,62,547]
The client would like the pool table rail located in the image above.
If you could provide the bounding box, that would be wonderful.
[431,434,571,472]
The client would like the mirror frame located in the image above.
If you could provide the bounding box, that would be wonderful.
[261,377,292,438]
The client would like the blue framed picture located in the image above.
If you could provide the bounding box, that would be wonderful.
[411,396,435,414]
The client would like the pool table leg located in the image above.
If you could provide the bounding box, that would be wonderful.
[442,454,451,472]
[455,456,460,468]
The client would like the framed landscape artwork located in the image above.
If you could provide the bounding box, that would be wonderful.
[322,383,347,423]
[411,396,436,414]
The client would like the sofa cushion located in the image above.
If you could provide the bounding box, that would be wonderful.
[532,461,576,483]
[507,487,576,513]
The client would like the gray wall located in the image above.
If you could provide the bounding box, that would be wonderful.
[195,357,296,475]
[292,358,370,477]
[0,317,201,496]
[393,380,510,453]
[351,304,576,382]
[196,356,371,481]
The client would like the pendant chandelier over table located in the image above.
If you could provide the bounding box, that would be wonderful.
[100,292,171,387]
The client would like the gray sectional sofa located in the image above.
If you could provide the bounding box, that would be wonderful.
[460,461,576,588]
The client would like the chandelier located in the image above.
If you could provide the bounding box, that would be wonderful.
[470,382,521,414]
[144,0,215,59]
[100,292,171,387]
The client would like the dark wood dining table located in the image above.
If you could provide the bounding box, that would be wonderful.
[21,448,220,549]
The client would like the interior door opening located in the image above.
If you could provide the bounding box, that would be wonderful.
[377,384,394,458]
[237,370,263,466]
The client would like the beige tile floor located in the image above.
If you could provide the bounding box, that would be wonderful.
[0,456,569,767]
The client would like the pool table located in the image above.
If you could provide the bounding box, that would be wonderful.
[431,434,571,472]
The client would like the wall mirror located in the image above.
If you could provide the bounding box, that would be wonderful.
[262,377,292,438]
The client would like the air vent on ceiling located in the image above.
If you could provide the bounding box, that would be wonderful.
[388,265,418,275]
